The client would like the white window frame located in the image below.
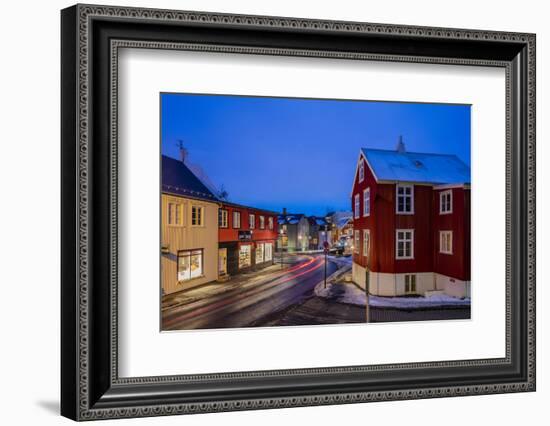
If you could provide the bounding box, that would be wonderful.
[439,190,453,214]
[363,187,370,217]
[395,229,414,259]
[219,209,228,228]
[439,230,453,254]
[259,215,265,229]
[354,194,360,219]
[268,217,274,230]
[168,202,183,226]
[358,160,365,182]
[354,230,360,254]
[232,211,241,229]
[363,229,370,257]
[404,274,417,293]
[191,205,204,227]
[396,184,414,215]
[249,213,255,229]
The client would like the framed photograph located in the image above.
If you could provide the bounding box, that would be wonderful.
[61,4,536,421]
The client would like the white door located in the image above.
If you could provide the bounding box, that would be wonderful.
[218,248,227,276]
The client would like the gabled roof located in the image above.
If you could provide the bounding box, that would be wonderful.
[278,213,305,225]
[162,155,218,202]
[361,148,470,185]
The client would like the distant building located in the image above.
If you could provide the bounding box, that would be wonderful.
[218,203,278,278]
[161,155,219,295]
[278,209,309,252]
[328,211,353,254]
[350,141,471,298]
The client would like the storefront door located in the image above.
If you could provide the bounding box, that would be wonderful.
[218,248,227,276]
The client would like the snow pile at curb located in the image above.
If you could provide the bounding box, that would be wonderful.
[369,295,471,309]
[314,281,366,306]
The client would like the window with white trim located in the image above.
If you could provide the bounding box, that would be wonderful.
[396,184,414,214]
[358,160,365,182]
[168,202,183,226]
[439,230,453,254]
[191,205,204,227]
[404,274,416,293]
[440,190,453,214]
[354,194,360,219]
[177,249,203,282]
[259,215,265,229]
[218,209,228,228]
[363,187,370,216]
[232,211,241,229]
[396,229,414,259]
[354,230,360,254]
[249,214,255,229]
[268,217,274,230]
[363,229,370,257]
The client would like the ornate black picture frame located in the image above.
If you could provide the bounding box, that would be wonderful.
[61,4,536,421]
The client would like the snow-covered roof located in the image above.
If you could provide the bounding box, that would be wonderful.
[361,148,470,185]
[278,213,305,225]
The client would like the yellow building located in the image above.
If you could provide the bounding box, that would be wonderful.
[161,155,219,295]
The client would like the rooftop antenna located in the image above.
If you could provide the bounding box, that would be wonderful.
[176,139,188,163]
[396,135,406,153]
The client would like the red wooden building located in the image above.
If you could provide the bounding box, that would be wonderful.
[218,202,278,279]
[350,141,471,298]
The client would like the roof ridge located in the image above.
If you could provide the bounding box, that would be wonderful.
[361,147,461,159]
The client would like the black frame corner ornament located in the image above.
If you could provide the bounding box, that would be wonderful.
[61,3,535,421]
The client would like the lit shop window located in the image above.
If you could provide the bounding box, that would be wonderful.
[439,230,453,254]
[249,214,255,229]
[405,274,417,293]
[219,209,228,228]
[440,190,453,214]
[233,211,241,228]
[168,202,183,226]
[396,229,414,259]
[268,217,274,230]
[396,184,414,214]
[259,216,265,229]
[255,243,265,264]
[191,205,204,226]
[264,243,273,262]
[238,244,252,269]
[177,249,203,282]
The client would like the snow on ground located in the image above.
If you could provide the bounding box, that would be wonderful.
[369,294,470,309]
[315,281,470,309]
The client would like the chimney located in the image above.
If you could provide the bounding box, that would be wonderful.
[282,207,287,216]
[177,140,188,163]
[396,135,406,153]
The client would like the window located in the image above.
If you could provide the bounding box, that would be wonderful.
[249,214,255,229]
[363,187,370,216]
[354,230,360,254]
[396,184,414,214]
[259,215,265,229]
[238,244,251,268]
[191,205,204,226]
[404,274,416,293]
[440,230,453,254]
[233,211,241,228]
[440,190,453,214]
[268,217,274,230]
[218,209,228,228]
[168,202,183,226]
[354,194,360,219]
[363,229,370,257]
[358,160,365,182]
[177,249,203,282]
[264,243,273,262]
[396,229,414,259]
[255,243,265,264]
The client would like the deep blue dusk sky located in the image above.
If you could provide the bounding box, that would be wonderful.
[161,93,470,216]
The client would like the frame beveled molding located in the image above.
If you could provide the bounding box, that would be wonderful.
[61,3,535,421]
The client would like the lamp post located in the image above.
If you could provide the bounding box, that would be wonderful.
[279,228,285,269]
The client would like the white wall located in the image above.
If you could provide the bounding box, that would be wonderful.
[0,0,547,425]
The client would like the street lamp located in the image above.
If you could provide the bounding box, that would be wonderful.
[279,228,285,269]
